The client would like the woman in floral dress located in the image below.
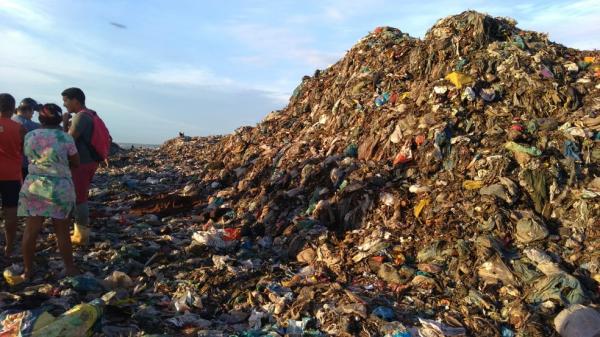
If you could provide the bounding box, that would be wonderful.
[18,103,80,279]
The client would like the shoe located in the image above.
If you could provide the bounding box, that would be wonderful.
[71,223,91,246]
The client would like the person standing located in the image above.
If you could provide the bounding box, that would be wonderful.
[12,98,41,133]
[0,93,25,258]
[61,88,101,246]
[19,103,79,279]
[12,98,41,178]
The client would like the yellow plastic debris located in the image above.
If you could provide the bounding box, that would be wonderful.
[351,81,367,95]
[463,180,485,190]
[593,65,600,78]
[42,302,102,337]
[583,56,596,63]
[3,269,25,286]
[445,71,474,88]
[414,199,430,218]
[0,302,102,337]
[399,92,410,100]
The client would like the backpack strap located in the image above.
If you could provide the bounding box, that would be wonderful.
[78,109,102,162]
[80,108,97,117]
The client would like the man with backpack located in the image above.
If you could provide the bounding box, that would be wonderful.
[62,88,111,246]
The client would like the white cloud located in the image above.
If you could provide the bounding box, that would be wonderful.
[324,7,345,21]
[265,92,290,105]
[0,0,52,27]
[0,65,60,85]
[230,55,267,67]
[139,63,291,105]
[0,28,117,80]
[226,23,340,68]
[321,0,386,23]
[515,0,600,49]
[140,65,234,87]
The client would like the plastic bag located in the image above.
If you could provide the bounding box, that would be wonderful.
[527,273,586,306]
[462,180,484,190]
[372,306,395,321]
[554,305,600,337]
[504,141,542,156]
[66,275,105,293]
[445,71,474,88]
[0,299,103,337]
[414,199,430,218]
[478,255,517,285]
[515,217,548,244]
[3,265,25,286]
[102,271,133,290]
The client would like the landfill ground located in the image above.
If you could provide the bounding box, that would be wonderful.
[2,10,600,337]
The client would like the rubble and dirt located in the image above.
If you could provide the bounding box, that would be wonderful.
[2,10,600,337]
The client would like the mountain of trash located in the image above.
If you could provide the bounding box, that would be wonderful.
[3,10,600,337]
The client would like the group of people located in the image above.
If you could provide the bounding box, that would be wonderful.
[0,88,101,282]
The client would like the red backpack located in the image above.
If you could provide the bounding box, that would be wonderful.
[82,109,111,160]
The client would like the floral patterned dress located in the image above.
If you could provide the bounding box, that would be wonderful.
[18,128,78,219]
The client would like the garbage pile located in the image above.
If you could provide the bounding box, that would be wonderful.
[2,10,600,337]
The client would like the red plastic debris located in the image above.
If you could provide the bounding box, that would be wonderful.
[223,228,242,241]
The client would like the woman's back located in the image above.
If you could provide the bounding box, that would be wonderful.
[25,129,77,178]
[17,102,81,281]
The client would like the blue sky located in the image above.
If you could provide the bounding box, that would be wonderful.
[1,0,598,144]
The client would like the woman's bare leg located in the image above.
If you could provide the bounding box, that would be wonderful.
[3,207,18,257]
[22,216,43,278]
[53,218,78,276]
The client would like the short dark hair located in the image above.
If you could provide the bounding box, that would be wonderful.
[17,105,33,113]
[39,103,63,126]
[61,87,85,105]
[0,93,16,113]
[18,97,40,112]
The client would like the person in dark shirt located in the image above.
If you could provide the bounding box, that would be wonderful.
[61,88,100,246]
[12,98,41,178]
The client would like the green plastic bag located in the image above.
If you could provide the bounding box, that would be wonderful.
[504,141,542,156]
[527,273,586,306]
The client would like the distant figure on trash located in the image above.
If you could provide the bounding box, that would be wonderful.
[0,93,26,259]
[62,88,101,246]
[178,131,191,141]
[19,103,79,280]
[12,98,41,179]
